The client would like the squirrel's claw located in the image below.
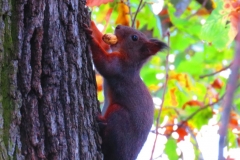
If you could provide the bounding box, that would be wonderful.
[96,115,107,137]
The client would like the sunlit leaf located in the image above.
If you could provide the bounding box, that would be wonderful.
[149,84,161,92]
[228,112,240,129]
[115,2,130,26]
[164,125,174,136]
[189,107,213,129]
[223,1,240,38]
[227,129,238,149]
[211,78,223,89]
[168,3,202,37]
[200,1,238,50]
[165,138,178,160]
[169,72,192,89]
[176,127,188,142]
[170,88,178,106]
[182,100,203,109]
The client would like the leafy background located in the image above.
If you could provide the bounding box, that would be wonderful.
[87,0,240,159]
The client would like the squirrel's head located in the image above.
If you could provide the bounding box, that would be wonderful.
[110,25,168,63]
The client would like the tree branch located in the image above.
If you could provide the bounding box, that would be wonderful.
[218,22,240,160]
[199,63,232,79]
[131,0,143,28]
[150,31,170,160]
[151,94,224,135]
[179,94,224,128]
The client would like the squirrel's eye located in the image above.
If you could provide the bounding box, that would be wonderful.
[131,35,138,41]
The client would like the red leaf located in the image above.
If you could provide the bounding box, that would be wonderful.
[211,78,223,89]
[86,0,113,7]
[230,118,238,126]
[229,112,239,129]
[176,127,188,142]
[182,100,203,109]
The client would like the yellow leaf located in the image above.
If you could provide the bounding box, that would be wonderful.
[170,88,178,106]
[115,2,130,26]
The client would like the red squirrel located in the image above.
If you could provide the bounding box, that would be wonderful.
[84,23,167,160]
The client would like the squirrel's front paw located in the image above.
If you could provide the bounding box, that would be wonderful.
[96,115,107,134]
[83,23,94,39]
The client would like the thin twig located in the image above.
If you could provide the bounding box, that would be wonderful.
[150,31,170,160]
[179,94,224,128]
[151,94,225,134]
[218,22,240,160]
[199,63,232,79]
[131,0,143,28]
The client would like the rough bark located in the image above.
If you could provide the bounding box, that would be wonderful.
[0,0,103,159]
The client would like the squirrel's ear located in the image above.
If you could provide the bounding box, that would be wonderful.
[142,38,168,56]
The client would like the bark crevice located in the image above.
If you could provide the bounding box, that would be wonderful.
[0,0,103,159]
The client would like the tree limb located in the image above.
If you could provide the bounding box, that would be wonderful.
[150,31,170,160]
[218,21,240,160]
[199,63,232,79]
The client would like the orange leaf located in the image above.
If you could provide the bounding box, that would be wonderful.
[184,74,191,89]
[223,1,240,37]
[176,127,188,142]
[115,2,130,26]
[211,78,223,89]
[170,88,178,106]
[196,8,210,15]
[169,72,191,89]
[182,100,203,109]
[136,20,140,29]
[96,74,103,91]
[165,125,174,136]
[86,0,113,7]
[229,112,239,129]
[229,118,238,128]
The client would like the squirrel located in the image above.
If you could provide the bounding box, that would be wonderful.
[84,22,167,160]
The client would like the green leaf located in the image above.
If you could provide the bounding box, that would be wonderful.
[168,3,202,37]
[138,4,163,38]
[165,138,178,160]
[176,60,204,76]
[188,107,213,130]
[227,129,238,149]
[200,1,233,50]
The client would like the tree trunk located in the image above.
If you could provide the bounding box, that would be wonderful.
[0,0,103,159]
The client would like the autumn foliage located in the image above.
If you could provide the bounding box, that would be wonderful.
[88,0,240,159]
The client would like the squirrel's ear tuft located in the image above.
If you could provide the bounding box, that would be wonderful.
[141,38,168,57]
[149,38,168,51]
